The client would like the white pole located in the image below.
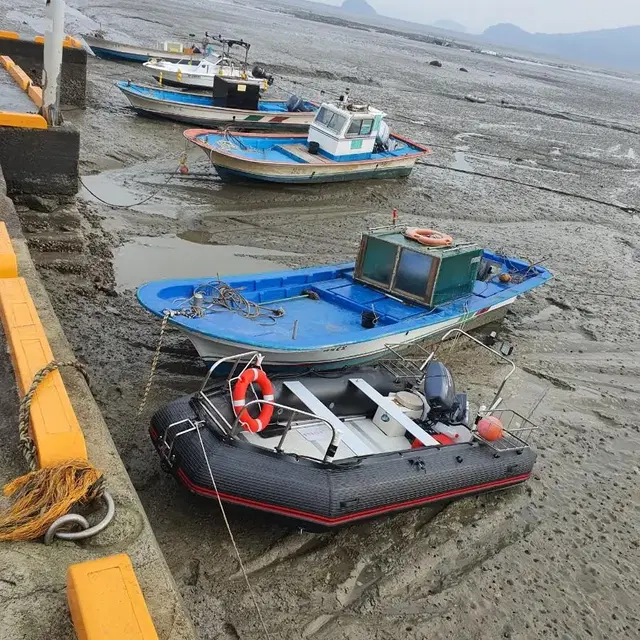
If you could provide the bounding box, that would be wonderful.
[42,0,65,126]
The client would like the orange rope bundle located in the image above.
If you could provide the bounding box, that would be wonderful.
[0,460,104,541]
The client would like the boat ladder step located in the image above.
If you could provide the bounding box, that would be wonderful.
[348,378,439,446]
[283,381,371,456]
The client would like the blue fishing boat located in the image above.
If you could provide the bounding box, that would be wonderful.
[116,78,316,130]
[137,226,552,371]
[184,99,429,183]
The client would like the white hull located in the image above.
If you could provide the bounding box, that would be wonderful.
[182,299,515,368]
[120,89,314,130]
[144,58,252,90]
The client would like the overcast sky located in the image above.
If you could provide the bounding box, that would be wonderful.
[325,0,640,33]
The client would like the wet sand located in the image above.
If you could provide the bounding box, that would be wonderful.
[2,1,640,638]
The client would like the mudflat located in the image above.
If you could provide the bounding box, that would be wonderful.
[2,0,639,638]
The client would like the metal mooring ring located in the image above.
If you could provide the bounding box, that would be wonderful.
[44,514,89,546]
[44,491,115,545]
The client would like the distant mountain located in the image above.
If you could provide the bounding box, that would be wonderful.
[432,20,467,33]
[340,0,377,17]
[483,22,640,70]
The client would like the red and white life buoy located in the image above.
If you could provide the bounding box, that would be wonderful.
[232,368,275,433]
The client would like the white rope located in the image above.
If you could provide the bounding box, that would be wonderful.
[195,426,272,640]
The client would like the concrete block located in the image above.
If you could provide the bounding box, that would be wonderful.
[0,123,79,195]
[0,276,88,466]
[67,554,159,640]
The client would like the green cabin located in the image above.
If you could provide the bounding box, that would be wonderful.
[353,228,483,307]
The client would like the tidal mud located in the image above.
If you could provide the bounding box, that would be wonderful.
[2,0,639,638]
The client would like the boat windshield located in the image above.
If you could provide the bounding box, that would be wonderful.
[315,107,348,135]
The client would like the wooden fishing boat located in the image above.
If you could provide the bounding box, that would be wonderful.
[184,100,429,183]
[137,226,552,371]
[150,335,540,529]
[84,34,203,63]
[116,79,315,131]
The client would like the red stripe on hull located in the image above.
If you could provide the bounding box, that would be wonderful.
[175,467,531,526]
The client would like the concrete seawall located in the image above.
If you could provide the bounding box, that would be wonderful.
[0,123,80,195]
[0,168,196,639]
[0,36,87,108]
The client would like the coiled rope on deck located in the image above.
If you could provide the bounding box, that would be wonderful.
[172,280,285,322]
[0,361,106,542]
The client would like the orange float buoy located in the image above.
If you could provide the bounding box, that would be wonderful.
[404,227,453,247]
[477,416,504,442]
[499,273,512,283]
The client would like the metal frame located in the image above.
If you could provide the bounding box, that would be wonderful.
[158,333,535,468]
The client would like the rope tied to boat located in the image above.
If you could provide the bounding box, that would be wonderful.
[0,361,110,542]
[136,314,272,638]
[170,279,285,323]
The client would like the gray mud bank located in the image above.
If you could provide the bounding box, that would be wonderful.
[2,0,640,638]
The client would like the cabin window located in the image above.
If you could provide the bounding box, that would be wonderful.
[394,249,432,298]
[315,108,347,135]
[346,118,374,136]
[360,236,397,287]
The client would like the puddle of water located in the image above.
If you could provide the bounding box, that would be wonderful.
[115,235,294,290]
[81,171,193,218]
[453,151,474,172]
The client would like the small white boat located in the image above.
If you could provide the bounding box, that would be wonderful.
[143,56,247,89]
[143,37,272,90]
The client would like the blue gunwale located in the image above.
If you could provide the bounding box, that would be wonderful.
[137,253,553,352]
[116,81,317,114]
[185,128,430,167]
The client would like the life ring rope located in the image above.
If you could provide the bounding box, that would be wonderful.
[404,227,453,247]
[232,367,275,433]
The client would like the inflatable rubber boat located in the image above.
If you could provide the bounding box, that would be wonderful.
[150,331,538,529]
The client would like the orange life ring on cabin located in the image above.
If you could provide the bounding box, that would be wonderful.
[405,227,453,247]
[232,368,275,433]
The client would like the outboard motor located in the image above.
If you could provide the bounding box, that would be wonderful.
[373,119,390,153]
[286,94,310,112]
[423,361,468,426]
[251,65,274,86]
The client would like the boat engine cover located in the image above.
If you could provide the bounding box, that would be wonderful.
[287,95,309,112]
[423,361,456,413]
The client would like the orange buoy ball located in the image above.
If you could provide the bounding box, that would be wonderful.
[477,416,504,442]
[499,273,512,283]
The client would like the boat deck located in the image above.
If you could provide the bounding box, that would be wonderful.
[193,131,424,164]
[241,416,412,461]
[277,144,334,164]
[136,255,552,351]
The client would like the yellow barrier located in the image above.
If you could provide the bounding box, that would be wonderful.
[27,84,43,108]
[0,278,87,467]
[0,31,19,40]
[0,55,13,69]
[8,64,30,90]
[0,111,47,129]
[67,554,159,640]
[0,222,18,278]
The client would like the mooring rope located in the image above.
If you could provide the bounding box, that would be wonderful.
[194,426,272,640]
[0,361,107,541]
[136,312,171,421]
[18,361,91,470]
